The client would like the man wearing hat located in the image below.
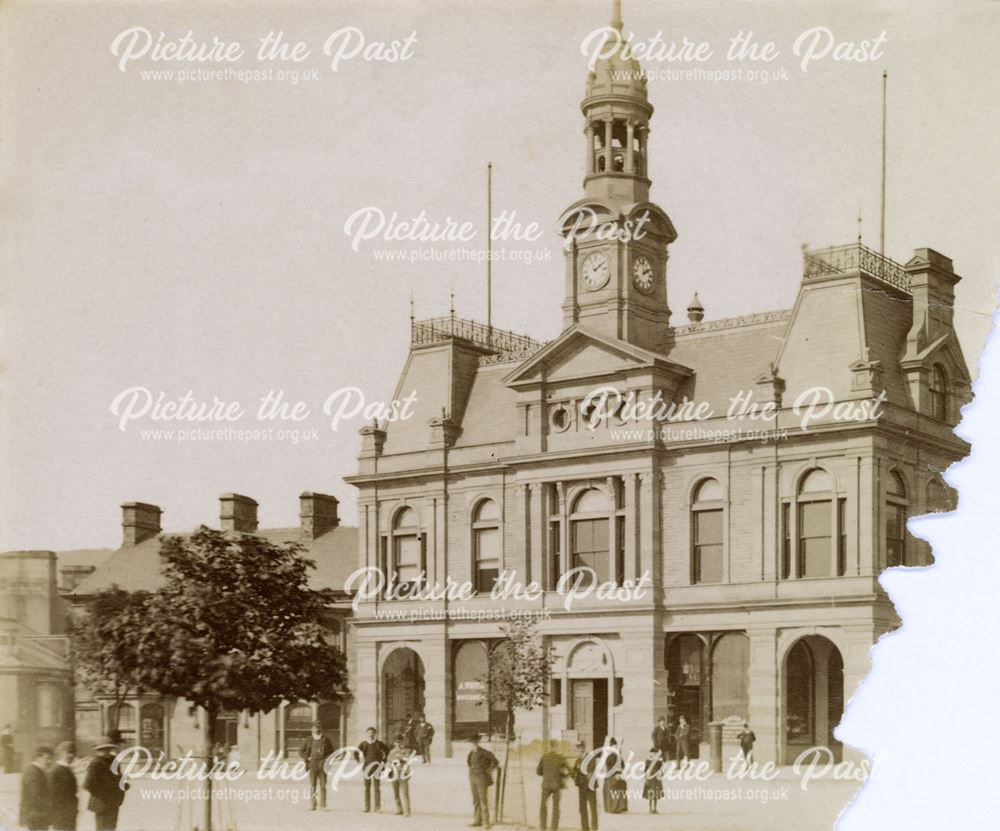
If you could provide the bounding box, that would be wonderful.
[84,736,128,831]
[19,745,53,830]
[572,741,600,831]
[466,734,499,828]
[50,741,79,831]
[300,720,335,811]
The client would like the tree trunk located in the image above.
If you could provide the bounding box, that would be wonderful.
[496,709,513,822]
[202,706,216,831]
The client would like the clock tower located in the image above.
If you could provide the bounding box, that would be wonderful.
[559,0,677,352]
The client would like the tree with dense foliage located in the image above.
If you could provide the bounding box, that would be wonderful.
[74,527,348,831]
[71,587,153,739]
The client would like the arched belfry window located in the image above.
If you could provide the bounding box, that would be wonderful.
[472,499,500,594]
[929,364,948,421]
[691,479,725,584]
[886,471,909,567]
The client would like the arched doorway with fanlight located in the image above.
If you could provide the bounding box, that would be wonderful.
[381,646,426,741]
[782,635,845,765]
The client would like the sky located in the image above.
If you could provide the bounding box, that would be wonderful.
[2,0,998,551]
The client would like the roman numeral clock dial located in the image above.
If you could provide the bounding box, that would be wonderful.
[632,255,654,292]
[581,252,610,290]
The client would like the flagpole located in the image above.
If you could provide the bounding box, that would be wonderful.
[487,162,493,340]
[880,70,887,256]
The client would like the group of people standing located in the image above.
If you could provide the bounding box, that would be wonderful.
[300,714,435,817]
[18,735,128,831]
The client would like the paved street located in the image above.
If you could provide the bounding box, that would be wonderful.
[0,760,861,831]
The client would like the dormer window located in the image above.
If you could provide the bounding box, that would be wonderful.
[929,364,948,421]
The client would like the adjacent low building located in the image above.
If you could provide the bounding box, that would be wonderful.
[66,495,357,761]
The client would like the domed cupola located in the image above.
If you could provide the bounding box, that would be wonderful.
[581,0,654,204]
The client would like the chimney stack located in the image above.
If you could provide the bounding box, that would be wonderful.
[905,248,959,354]
[121,502,162,547]
[220,494,258,533]
[299,492,340,540]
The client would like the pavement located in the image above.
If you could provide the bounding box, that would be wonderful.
[0,759,862,831]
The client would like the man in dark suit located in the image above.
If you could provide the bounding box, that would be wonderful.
[300,720,335,811]
[415,716,435,763]
[50,741,79,831]
[467,734,499,828]
[652,716,670,759]
[536,742,571,831]
[1,724,14,773]
[19,746,53,830]
[572,742,599,831]
[84,736,128,831]
[357,727,388,813]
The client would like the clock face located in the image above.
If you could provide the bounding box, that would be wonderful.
[632,256,654,292]
[581,253,610,291]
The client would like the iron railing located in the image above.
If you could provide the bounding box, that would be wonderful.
[803,242,910,294]
[411,316,545,363]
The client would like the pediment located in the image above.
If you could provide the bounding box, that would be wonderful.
[503,325,690,388]
[902,332,971,384]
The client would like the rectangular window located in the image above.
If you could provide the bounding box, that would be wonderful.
[551,679,562,706]
[394,535,421,586]
[798,501,832,578]
[837,498,847,575]
[782,503,791,579]
[615,515,625,586]
[572,518,609,584]
[475,527,500,594]
[886,503,906,567]
[693,509,724,583]
[548,521,561,590]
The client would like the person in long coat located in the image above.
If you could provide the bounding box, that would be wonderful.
[674,716,692,766]
[50,741,79,831]
[84,737,128,831]
[19,746,53,831]
[601,738,627,814]
[571,742,599,831]
[642,747,665,814]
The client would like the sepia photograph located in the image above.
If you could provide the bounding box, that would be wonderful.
[1,1,998,830]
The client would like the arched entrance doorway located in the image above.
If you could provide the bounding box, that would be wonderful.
[382,647,425,741]
[783,636,844,764]
[565,640,613,752]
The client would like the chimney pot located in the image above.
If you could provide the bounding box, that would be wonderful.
[299,492,340,540]
[121,502,162,547]
[220,494,258,533]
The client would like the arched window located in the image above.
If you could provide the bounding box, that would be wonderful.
[929,365,948,421]
[389,507,424,590]
[691,479,724,584]
[571,488,610,585]
[886,471,908,567]
[472,499,500,594]
[797,469,834,578]
[926,477,956,513]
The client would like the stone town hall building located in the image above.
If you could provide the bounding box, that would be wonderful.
[4,4,967,768]
[342,7,969,765]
